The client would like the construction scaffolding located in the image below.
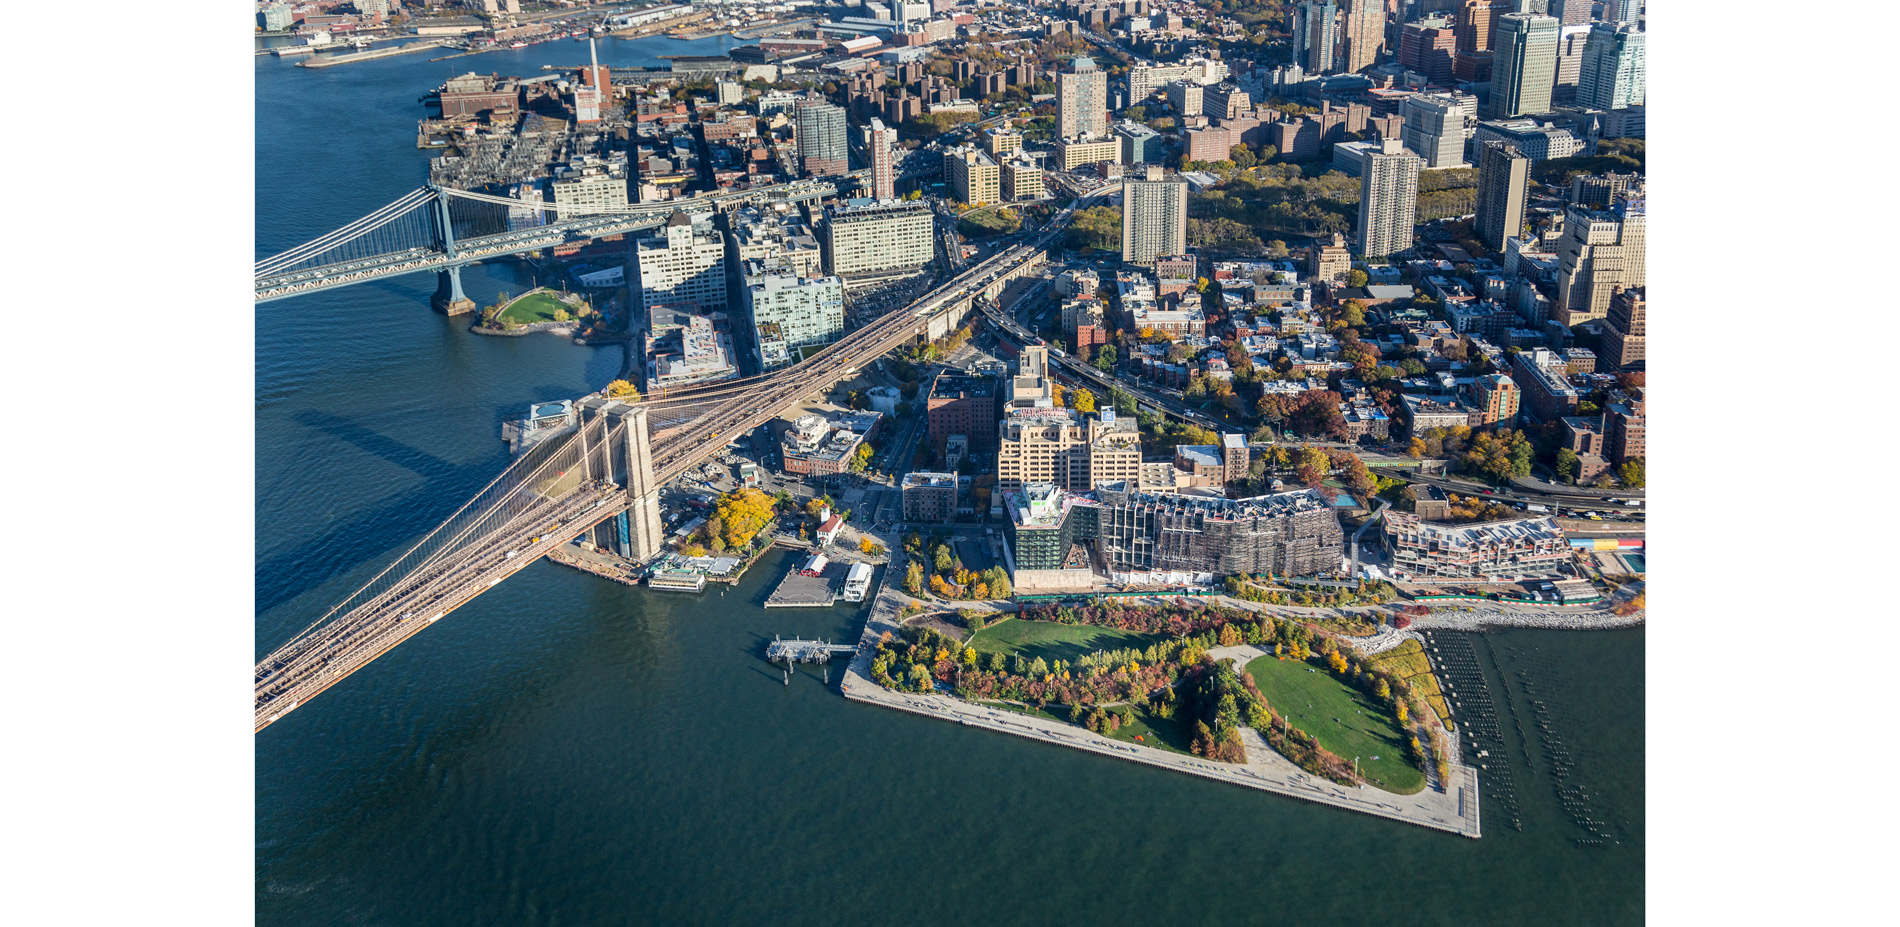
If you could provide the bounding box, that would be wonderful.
[1092,483,1345,577]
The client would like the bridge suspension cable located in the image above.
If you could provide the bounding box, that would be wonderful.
[438,186,701,215]
[257,416,614,673]
[254,188,436,277]
[254,221,1063,728]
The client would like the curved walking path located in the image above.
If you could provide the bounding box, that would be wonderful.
[838,587,1480,837]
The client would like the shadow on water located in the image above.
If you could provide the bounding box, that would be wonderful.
[256,389,609,624]
[253,422,510,622]
[293,410,460,482]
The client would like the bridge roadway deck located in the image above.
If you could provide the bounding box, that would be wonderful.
[252,189,1105,732]
[254,483,631,731]
[635,189,1120,477]
[255,215,670,301]
[644,241,1052,482]
[255,175,862,302]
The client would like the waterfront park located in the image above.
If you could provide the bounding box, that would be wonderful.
[869,600,1451,796]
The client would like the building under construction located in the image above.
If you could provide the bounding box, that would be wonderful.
[1382,512,1571,581]
[1092,482,1343,582]
[1001,482,1344,586]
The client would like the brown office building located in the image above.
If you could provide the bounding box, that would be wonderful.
[1606,391,1645,463]
[1475,140,1530,252]
[1471,373,1521,426]
[901,471,958,523]
[1602,286,1645,368]
[926,372,1000,453]
[1457,0,1495,55]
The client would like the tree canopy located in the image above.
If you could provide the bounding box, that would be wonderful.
[1066,205,1122,252]
[700,488,777,551]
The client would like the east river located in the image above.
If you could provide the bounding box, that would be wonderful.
[255,36,1643,925]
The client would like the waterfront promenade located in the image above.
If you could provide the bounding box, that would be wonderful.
[838,586,1481,838]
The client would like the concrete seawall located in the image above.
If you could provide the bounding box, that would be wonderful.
[838,586,1481,838]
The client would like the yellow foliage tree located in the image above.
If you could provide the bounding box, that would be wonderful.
[711,488,777,550]
[1395,701,1409,723]
[606,379,641,400]
[1071,388,1096,414]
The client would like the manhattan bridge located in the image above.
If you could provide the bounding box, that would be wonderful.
[253,175,1096,732]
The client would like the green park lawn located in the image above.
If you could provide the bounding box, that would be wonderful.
[976,700,1193,755]
[976,700,1070,724]
[498,291,577,325]
[1104,708,1194,755]
[1244,655,1425,794]
[966,618,1164,667]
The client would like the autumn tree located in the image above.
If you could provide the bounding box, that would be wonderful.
[606,379,641,400]
[704,488,777,550]
[1071,387,1097,414]
[1460,429,1535,482]
[1337,299,1367,328]
[980,566,1013,600]
[1617,457,1645,488]
[1554,447,1582,484]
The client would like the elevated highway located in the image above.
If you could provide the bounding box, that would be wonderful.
[254,187,1107,732]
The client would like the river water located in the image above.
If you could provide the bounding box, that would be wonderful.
[255,38,1643,926]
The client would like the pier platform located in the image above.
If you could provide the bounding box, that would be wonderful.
[545,542,642,586]
[765,552,860,608]
[299,40,446,68]
[764,637,859,664]
[835,584,1483,838]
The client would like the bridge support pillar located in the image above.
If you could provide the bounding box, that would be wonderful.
[433,265,476,316]
[623,406,666,563]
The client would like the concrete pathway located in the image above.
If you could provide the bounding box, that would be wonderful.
[838,587,1480,837]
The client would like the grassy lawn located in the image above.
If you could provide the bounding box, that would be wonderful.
[966,618,1165,666]
[498,291,577,325]
[975,700,1070,724]
[1301,613,1381,636]
[976,700,1194,756]
[1244,655,1425,794]
[1364,639,1454,729]
[1104,708,1194,755]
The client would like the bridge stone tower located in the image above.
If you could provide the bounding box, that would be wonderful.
[575,398,666,562]
[611,403,666,562]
